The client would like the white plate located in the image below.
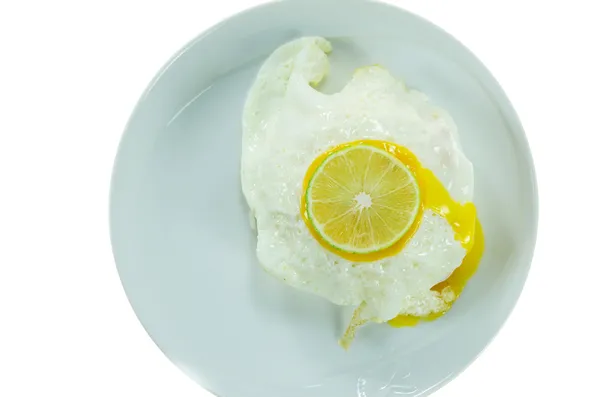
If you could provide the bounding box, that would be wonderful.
[110,1,538,396]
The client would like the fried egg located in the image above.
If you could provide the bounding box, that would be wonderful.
[241,37,479,344]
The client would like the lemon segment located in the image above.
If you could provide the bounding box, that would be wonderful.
[303,141,423,260]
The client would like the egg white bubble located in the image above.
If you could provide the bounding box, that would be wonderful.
[241,37,474,323]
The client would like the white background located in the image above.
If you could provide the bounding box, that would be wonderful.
[1,0,598,395]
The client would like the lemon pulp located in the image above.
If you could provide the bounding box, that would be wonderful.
[303,142,424,261]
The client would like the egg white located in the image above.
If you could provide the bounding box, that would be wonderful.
[241,37,474,323]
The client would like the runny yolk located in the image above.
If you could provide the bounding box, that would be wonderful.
[380,142,484,327]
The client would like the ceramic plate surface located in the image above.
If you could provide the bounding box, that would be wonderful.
[110,1,538,396]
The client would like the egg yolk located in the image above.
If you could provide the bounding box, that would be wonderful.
[302,139,484,326]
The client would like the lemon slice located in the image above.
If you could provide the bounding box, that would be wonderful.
[303,141,423,260]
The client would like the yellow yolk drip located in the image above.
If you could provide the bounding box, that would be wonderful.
[388,218,484,327]
[301,139,484,326]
